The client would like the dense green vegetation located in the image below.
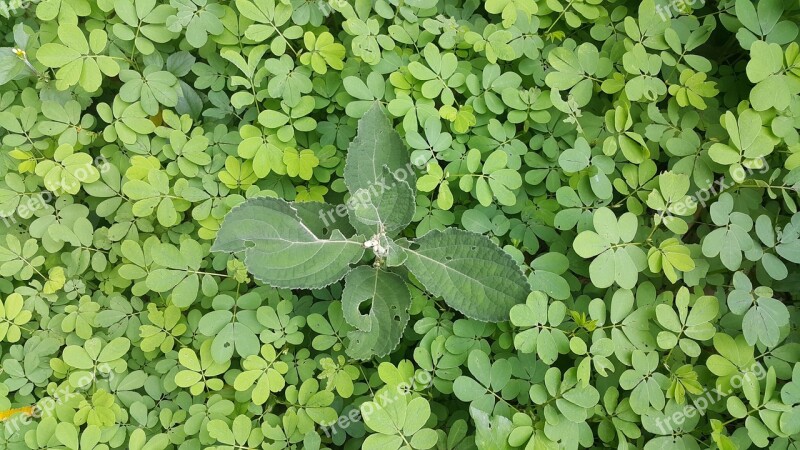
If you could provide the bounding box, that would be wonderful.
[0,0,799,449]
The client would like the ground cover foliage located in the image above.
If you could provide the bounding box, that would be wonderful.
[0,0,799,448]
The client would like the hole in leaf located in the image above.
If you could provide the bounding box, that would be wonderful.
[358,301,371,316]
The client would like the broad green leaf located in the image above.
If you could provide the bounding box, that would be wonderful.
[341,266,411,360]
[343,103,416,197]
[348,167,415,238]
[404,228,529,321]
[211,197,365,289]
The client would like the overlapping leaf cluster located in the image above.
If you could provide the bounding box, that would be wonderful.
[213,104,531,361]
[0,0,799,449]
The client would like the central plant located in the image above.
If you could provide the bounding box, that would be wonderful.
[212,103,531,359]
